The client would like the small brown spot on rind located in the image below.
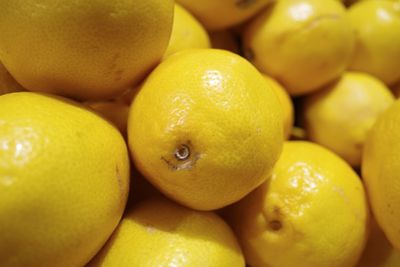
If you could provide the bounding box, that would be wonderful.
[269,220,282,231]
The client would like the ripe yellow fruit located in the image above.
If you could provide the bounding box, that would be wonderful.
[128,49,283,211]
[0,0,174,100]
[243,0,354,96]
[263,75,294,139]
[362,99,400,251]
[0,61,24,95]
[348,0,400,86]
[164,4,211,59]
[302,72,394,167]
[86,100,130,137]
[356,217,400,267]
[88,197,245,267]
[227,141,369,267]
[176,0,274,31]
[0,92,130,267]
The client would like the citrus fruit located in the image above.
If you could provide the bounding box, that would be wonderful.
[176,0,274,31]
[226,141,369,267]
[302,72,394,167]
[263,75,294,139]
[0,61,24,95]
[88,197,245,267]
[0,92,130,267]
[348,0,400,86]
[356,217,400,267]
[242,0,354,96]
[0,0,174,100]
[86,100,130,137]
[128,49,283,210]
[164,4,210,59]
[362,99,400,251]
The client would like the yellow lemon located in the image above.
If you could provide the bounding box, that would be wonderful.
[209,30,240,54]
[302,72,394,167]
[263,75,294,139]
[0,61,24,95]
[243,0,354,96]
[86,100,130,137]
[356,217,400,267]
[0,92,130,267]
[164,4,211,59]
[226,141,369,267]
[88,197,245,267]
[348,0,400,86]
[176,0,274,31]
[0,0,174,100]
[362,99,400,251]
[128,49,283,211]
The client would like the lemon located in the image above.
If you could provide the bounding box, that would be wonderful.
[0,0,174,100]
[128,49,283,211]
[243,0,354,96]
[0,61,24,95]
[209,30,240,54]
[86,100,130,137]
[226,141,369,267]
[263,75,294,139]
[88,197,245,267]
[302,72,394,167]
[362,99,400,251]
[356,217,400,267]
[164,4,211,59]
[0,92,130,267]
[348,0,400,86]
[176,0,274,31]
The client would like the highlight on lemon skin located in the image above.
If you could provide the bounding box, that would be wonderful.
[163,4,211,59]
[0,92,130,267]
[347,0,400,86]
[88,197,245,267]
[302,72,394,167]
[0,0,174,100]
[242,0,354,96]
[226,141,369,267]
[128,48,284,211]
[362,99,400,252]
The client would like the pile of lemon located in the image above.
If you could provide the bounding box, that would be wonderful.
[0,0,400,266]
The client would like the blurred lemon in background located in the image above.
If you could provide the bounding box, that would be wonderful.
[363,99,400,251]
[176,0,274,30]
[302,72,394,167]
[164,4,211,59]
[242,0,354,96]
[348,0,400,86]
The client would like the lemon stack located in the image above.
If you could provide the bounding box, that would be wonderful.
[0,0,400,267]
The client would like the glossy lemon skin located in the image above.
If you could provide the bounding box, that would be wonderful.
[227,141,369,267]
[0,92,130,267]
[88,197,245,267]
[128,49,283,211]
